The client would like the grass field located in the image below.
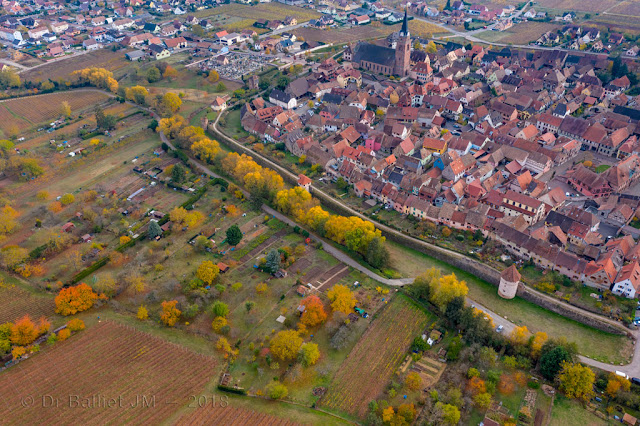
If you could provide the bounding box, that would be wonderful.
[320,295,431,418]
[385,240,633,364]
[550,396,608,425]
[0,320,218,425]
[535,0,616,13]
[0,91,109,134]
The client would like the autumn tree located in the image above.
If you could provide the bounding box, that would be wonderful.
[196,260,219,285]
[0,205,20,236]
[67,318,85,332]
[226,224,243,246]
[473,392,492,409]
[558,362,595,401]
[191,138,220,163]
[55,283,98,315]
[163,65,178,81]
[498,374,515,395]
[160,92,182,115]
[60,101,71,117]
[270,329,303,361]
[299,342,320,366]
[405,372,422,391]
[10,315,38,346]
[0,245,28,270]
[467,376,486,395]
[72,67,118,92]
[137,305,149,320]
[327,284,357,314]
[160,300,181,327]
[207,70,219,83]
[531,331,548,358]
[36,317,50,335]
[510,325,529,346]
[300,295,327,327]
[606,373,631,398]
[157,115,187,139]
[430,273,468,311]
[212,316,227,332]
[125,85,149,105]
[60,193,75,205]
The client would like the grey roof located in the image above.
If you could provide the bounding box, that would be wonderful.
[352,42,396,68]
[269,88,294,103]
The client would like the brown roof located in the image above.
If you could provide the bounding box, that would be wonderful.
[501,264,521,282]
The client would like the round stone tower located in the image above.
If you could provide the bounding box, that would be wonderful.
[498,265,521,299]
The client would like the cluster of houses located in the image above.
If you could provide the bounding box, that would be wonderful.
[534,25,638,56]
[239,33,640,297]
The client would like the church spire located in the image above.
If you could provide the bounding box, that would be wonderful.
[401,8,409,36]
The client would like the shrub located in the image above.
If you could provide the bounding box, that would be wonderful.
[57,329,71,341]
[66,318,85,332]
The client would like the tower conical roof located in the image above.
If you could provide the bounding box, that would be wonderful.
[401,9,409,36]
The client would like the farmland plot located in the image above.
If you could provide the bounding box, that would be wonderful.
[0,91,109,129]
[320,296,431,418]
[175,405,302,426]
[0,284,54,324]
[0,321,217,425]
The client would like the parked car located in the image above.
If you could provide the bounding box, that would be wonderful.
[496,325,504,333]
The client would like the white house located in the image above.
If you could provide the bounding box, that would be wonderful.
[0,28,22,42]
[612,261,640,298]
[269,89,297,110]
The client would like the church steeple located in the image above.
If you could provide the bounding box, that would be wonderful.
[401,8,409,36]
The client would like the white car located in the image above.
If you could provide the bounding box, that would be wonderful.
[496,325,504,333]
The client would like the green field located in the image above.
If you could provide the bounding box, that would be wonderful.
[386,241,632,364]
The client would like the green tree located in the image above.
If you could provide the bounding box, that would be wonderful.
[95,107,117,130]
[211,301,229,317]
[266,382,288,399]
[147,67,162,83]
[225,224,242,246]
[539,344,571,380]
[264,248,281,274]
[437,402,460,425]
[148,221,162,239]
[365,236,389,269]
[299,342,320,366]
[172,163,186,183]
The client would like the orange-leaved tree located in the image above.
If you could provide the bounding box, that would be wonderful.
[10,315,38,346]
[54,283,99,316]
[300,295,327,327]
[160,300,181,327]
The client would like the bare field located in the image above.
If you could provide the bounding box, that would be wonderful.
[535,0,616,13]
[22,50,131,82]
[0,321,217,425]
[0,91,109,129]
[175,405,302,426]
[0,282,54,324]
[194,3,320,22]
[500,21,562,44]
[608,2,640,17]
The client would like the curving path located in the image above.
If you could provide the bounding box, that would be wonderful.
[18,88,637,374]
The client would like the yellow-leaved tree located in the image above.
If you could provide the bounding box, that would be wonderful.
[270,329,303,361]
[327,284,357,314]
[160,300,181,327]
[509,326,529,346]
[558,362,595,401]
[196,260,219,285]
[430,273,468,311]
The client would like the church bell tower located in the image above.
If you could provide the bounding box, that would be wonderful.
[394,9,411,77]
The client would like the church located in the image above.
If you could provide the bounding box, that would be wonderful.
[345,10,411,77]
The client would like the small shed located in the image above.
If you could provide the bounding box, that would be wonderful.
[81,234,92,243]
[296,285,309,296]
[217,262,230,273]
[274,269,288,278]
[276,315,286,324]
[62,222,75,233]
[624,413,637,426]
[297,305,306,315]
